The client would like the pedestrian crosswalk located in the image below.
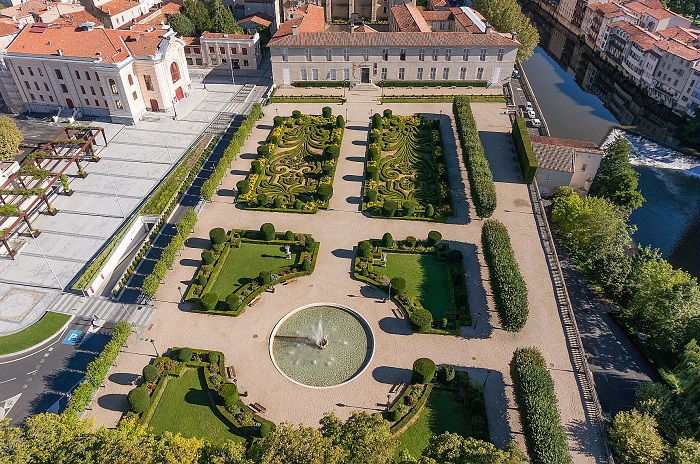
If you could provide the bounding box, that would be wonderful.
[48,292,156,328]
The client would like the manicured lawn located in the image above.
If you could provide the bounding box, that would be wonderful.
[147,368,245,444]
[380,253,450,318]
[395,389,467,460]
[209,243,302,300]
[0,312,70,355]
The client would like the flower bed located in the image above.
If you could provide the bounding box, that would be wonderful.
[362,110,453,221]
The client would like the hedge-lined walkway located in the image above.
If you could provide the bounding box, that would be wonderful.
[87,102,604,463]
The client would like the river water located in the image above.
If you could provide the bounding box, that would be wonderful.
[520,14,700,277]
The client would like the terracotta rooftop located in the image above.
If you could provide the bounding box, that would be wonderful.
[269,30,519,47]
[0,0,49,19]
[449,7,486,33]
[591,2,622,13]
[96,0,142,16]
[201,31,255,39]
[123,2,180,28]
[182,36,200,46]
[391,3,432,32]
[531,136,603,173]
[353,24,378,33]
[644,8,676,20]
[658,26,699,45]
[0,19,19,36]
[531,135,602,150]
[237,12,273,28]
[420,10,453,21]
[271,4,325,39]
[656,37,700,61]
[51,10,103,28]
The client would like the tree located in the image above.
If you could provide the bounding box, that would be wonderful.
[410,308,433,332]
[382,232,393,248]
[390,277,406,294]
[668,438,700,464]
[181,0,211,35]
[317,183,333,201]
[127,387,151,413]
[219,383,238,408]
[680,107,700,148]
[248,422,344,464]
[320,411,395,464]
[260,223,276,241]
[608,410,665,464]
[675,339,700,403]
[422,433,527,464]
[207,0,244,34]
[589,137,644,214]
[358,240,372,258]
[471,0,539,61]
[167,13,195,36]
[412,358,436,384]
[0,116,22,161]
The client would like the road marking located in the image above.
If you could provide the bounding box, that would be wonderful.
[0,393,22,420]
[27,370,38,376]
[61,330,83,345]
[0,378,16,384]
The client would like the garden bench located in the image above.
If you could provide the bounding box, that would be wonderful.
[253,402,267,413]
[226,365,236,379]
[249,297,261,307]
[283,278,298,285]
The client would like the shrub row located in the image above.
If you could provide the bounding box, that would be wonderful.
[512,116,537,184]
[201,103,263,201]
[481,219,528,332]
[453,96,496,218]
[381,80,488,88]
[510,347,572,464]
[64,320,131,417]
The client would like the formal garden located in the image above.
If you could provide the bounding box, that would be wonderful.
[127,347,273,445]
[236,107,344,213]
[185,223,319,315]
[353,231,470,334]
[363,110,453,221]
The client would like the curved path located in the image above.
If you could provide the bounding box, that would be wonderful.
[87,102,605,463]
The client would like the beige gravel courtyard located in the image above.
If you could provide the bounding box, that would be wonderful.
[86,100,605,463]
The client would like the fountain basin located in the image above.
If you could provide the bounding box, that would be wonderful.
[269,303,375,388]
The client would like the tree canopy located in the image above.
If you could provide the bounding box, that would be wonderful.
[168,13,196,37]
[0,116,23,161]
[471,0,540,61]
[589,137,644,215]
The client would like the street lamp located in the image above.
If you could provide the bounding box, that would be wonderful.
[172,97,178,120]
[177,286,183,302]
[386,281,392,302]
[201,72,206,90]
[30,229,62,289]
[387,394,391,410]
[483,369,492,388]
[150,339,159,357]
[345,107,348,123]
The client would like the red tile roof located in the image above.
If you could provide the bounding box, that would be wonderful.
[182,36,200,45]
[656,38,700,61]
[269,30,519,48]
[0,19,19,36]
[51,10,103,28]
[0,1,49,19]
[201,31,255,39]
[420,10,453,21]
[353,24,378,33]
[391,3,432,32]
[96,0,142,16]
[530,135,603,172]
[449,7,484,33]
[531,135,602,151]
[658,26,699,44]
[237,13,273,28]
[271,4,325,39]
[644,8,675,20]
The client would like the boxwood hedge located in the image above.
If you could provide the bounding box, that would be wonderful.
[481,219,528,331]
[512,116,537,184]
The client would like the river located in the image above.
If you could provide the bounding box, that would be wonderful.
[520,13,700,278]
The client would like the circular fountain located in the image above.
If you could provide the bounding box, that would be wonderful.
[270,303,374,388]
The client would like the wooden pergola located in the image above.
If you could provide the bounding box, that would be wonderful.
[0,126,107,259]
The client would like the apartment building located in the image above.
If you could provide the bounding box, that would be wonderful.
[648,38,700,115]
[183,31,261,68]
[87,0,162,29]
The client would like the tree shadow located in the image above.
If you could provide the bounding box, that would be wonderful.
[346,196,361,205]
[96,393,129,412]
[372,366,412,385]
[331,248,354,259]
[346,156,365,163]
[186,237,211,250]
[360,284,386,300]
[342,174,364,182]
[230,169,249,176]
[108,372,139,386]
[567,419,607,462]
[351,140,367,146]
[184,387,210,406]
[450,241,493,339]
[478,130,522,185]
[346,125,369,131]
[217,189,236,197]
[378,316,412,335]
[179,258,201,268]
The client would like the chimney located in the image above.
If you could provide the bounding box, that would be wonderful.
[57,49,62,55]
[292,24,298,36]
[511,31,517,40]
[484,22,491,34]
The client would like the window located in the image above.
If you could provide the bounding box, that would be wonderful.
[419,49,425,61]
[55,69,63,79]
[381,67,387,80]
[445,49,452,61]
[85,71,90,80]
[95,72,99,80]
[312,69,319,80]
[344,68,350,80]
[75,70,81,79]
[382,49,388,61]
[44,83,49,91]
[497,48,504,61]
[128,74,133,85]
[305,49,312,61]
[34,82,39,90]
[144,75,153,91]
[581,163,588,171]
[300,69,308,81]
[544,173,551,181]
[108,79,118,94]
[170,62,180,83]
[28,67,34,76]
[40,95,44,101]
[476,67,484,79]
[60,84,68,93]
[282,49,288,61]
[480,49,486,61]
[459,67,466,80]
[91,87,95,96]
[461,49,468,60]
[95,100,99,106]
[50,96,54,102]
[243,60,249,67]
[231,47,237,54]
[220,47,225,54]
[343,48,349,61]
[429,68,436,80]
[30,93,35,101]
[85,98,89,105]
[398,68,405,80]
[242,48,247,55]
[18,66,24,76]
[80,85,85,94]
[330,68,337,80]
[104,100,107,107]
[417,68,423,80]
[326,48,332,61]
[132,91,138,100]
[400,48,406,61]
[24,81,30,89]
[193,47,200,54]
[443,67,449,79]
[363,49,369,61]
[38,68,43,77]
[115,100,123,109]
[100,87,105,96]
[209,47,215,53]
[432,49,439,61]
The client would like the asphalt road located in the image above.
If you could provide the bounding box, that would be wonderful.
[0,318,112,424]
[509,76,544,137]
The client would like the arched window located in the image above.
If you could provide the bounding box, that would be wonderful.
[127,74,133,85]
[108,78,118,95]
[170,62,180,83]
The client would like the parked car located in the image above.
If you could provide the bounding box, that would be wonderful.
[512,69,520,79]
[531,118,542,127]
[525,101,534,111]
[527,109,536,119]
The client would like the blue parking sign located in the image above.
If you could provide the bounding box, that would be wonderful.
[62,330,83,345]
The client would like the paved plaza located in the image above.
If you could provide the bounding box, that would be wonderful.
[86,101,605,463]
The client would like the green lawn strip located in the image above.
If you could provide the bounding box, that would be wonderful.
[395,388,467,460]
[380,253,450,319]
[0,312,70,355]
[209,243,302,300]
[146,367,245,445]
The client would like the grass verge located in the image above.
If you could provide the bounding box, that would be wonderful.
[0,312,70,355]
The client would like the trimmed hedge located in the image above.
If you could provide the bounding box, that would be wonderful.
[481,219,528,332]
[512,116,537,184]
[412,358,436,384]
[128,386,151,413]
[381,80,487,88]
[453,96,496,218]
[510,347,572,464]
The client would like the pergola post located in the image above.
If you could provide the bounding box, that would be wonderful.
[41,193,52,211]
[23,215,33,232]
[2,238,14,260]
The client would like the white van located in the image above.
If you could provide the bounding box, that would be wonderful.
[525,101,534,111]
[531,118,542,127]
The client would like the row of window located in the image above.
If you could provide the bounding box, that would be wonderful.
[298,66,486,81]
[185,46,248,55]
[18,65,100,82]
[286,47,505,62]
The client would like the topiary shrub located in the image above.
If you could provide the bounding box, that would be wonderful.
[402,200,415,217]
[143,364,159,383]
[366,165,378,181]
[209,228,226,246]
[273,197,284,208]
[305,236,316,252]
[389,408,402,422]
[405,236,417,248]
[317,184,333,201]
[358,240,372,258]
[448,249,463,264]
[178,347,194,362]
[336,115,345,128]
[438,365,455,384]
[425,204,435,217]
[372,113,382,129]
[390,276,406,294]
[201,250,214,265]
[257,193,270,206]
[268,134,279,145]
[412,357,436,384]
[209,352,220,365]
[251,160,263,174]
[294,199,303,209]
[199,293,218,312]
[292,110,302,119]
[303,259,312,272]
[226,293,241,311]
[285,230,295,241]
[128,386,151,413]
[257,145,270,158]
[197,274,208,287]
[410,308,433,332]
[369,144,380,161]
[322,164,335,178]
[273,115,284,127]
[325,145,340,160]
[366,189,378,202]
[219,382,239,408]
[383,200,398,217]
[382,232,394,248]
[427,231,442,246]
[259,271,271,285]
[260,421,272,438]
[322,106,333,118]
[383,108,393,118]
[369,130,381,143]
[236,180,250,195]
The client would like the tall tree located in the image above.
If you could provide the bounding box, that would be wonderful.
[320,411,395,464]
[207,0,244,34]
[589,137,644,215]
[182,0,211,35]
[248,422,344,464]
[608,410,665,464]
[0,116,22,161]
[168,13,196,37]
[471,0,539,61]
[421,432,527,463]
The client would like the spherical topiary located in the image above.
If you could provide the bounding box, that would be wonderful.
[273,115,284,127]
[251,160,263,174]
[303,259,312,272]
[402,200,415,217]
[143,364,159,383]
[366,165,378,181]
[427,231,442,246]
[292,110,302,119]
[305,236,316,252]
[322,164,335,178]
[236,180,250,195]
[412,357,436,384]
[178,347,194,362]
[197,274,208,286]
[226,293,242,311]
[358,240,372,258]
[199,293,218,311]
[405,236,417,248]
[425,204,435,218]
[294,199,303,209]
[366,189,378,203]
[268,134,279,145]
[369,144,380,161]
[325,145,340,159]
[257,193,270,206]
[128,386,151,413]
[317,184,333,201]
[285,230,295,241]
[383,200,398,217]
[259,271,271,285]
[209,228,226,246]
[336,115,345,128]
[448,249,464,264]
[369,130,380,143]
[383,108,393,119]
[273,197,284,208]
[439,365,455,384]
[322,106,332,118]
[260,223,276,241]
[382,232,394,248]
[219,382,239,408]
[411,308,433,333]
[257,145,270,158]
[209,352,220,365]
[390,277,406,295]
[389,408,402,422]
[201,250,214,265]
